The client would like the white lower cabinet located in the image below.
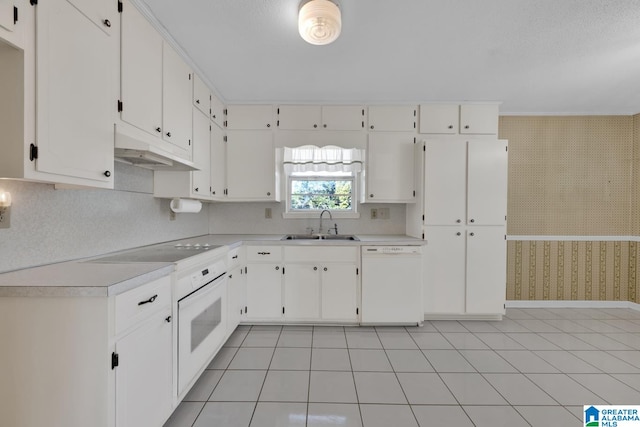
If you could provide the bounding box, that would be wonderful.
[0,275,174,427]
[227,247,247,331]
[115,307,173,427]
[243,245,359,324]
[424,225,506,317]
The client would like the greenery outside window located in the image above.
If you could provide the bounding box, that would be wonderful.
[289,174,354,212]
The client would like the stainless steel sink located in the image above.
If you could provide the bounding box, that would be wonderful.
[281,234,359,241]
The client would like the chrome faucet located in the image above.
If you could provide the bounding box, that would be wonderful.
[319,209,332,234]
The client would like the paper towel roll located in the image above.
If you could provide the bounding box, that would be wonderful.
[170,198,202,213]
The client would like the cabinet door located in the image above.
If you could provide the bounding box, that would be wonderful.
[368,105,416,132]
[35,0,114,184]
[226,105,273,130]
[367,133,415,202]
[121,0,163,137]
[424,140,466,225]
[321,263,358,321]
[322,106,365,131]
[467,140,508,226]
[284,264,320,320]
[419,104,458,134]
[460,104,499,135]
[466,226,506,314]
[0,0,14,32]
[210,123,226,199]
[191,109,211,198]
[246,263,282,319]
[115,308,173,427]
[423,227,466,314]
[162,42,193,153]
[211,94,225,129]
[192,74,210,116]
[278,105,321,130]
[226,131,278,200]
[227,266,246,331]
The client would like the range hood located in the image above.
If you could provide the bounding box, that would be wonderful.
[114,124,198,171]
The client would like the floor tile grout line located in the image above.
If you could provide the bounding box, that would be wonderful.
[341,326,366,425]
[246,326,282,426]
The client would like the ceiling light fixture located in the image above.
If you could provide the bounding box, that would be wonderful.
[298,0,341,46]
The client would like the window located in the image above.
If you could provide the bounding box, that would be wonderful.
[282,146,363,218]
[289,173,354,212]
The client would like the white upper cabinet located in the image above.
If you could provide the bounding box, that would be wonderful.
[277,105,365,131]
[419,103,499,135]
[424,139,507,226]
[210,123,226,199]
[367,105,416,132]
[0,0,14,32]
[277,105,321,130]
[34,0,115,185]
[210,94,225,129]
[460,104,499,134]
[192,73,210,117]
[466,140,508,225]
[225,105,274,130]
[419,104,458,134]
[120,1,163,139]
[226,131,279,201]
[162,42,192,154]
[321,105,365,131]
[366,133,416,203]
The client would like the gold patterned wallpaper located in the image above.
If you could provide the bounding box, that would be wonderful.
[499,115,640,304]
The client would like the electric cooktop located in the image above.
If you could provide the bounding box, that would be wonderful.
[91,243,224,263]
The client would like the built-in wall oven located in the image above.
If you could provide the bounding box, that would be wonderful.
[176,256,227,395]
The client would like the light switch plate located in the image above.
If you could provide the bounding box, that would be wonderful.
[378,208,390,219]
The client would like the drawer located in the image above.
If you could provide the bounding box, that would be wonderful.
[246,246,282,262]
[227,246,245,269]
[284,246,358,263]
[115,276,171,335]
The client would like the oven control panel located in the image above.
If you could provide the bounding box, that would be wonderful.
[190,259,226,289]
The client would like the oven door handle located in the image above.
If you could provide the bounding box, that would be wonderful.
[179,275,226,306]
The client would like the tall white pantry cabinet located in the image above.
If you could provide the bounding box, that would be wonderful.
[408,104,508,319]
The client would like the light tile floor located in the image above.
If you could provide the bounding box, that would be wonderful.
[165,308,640,427]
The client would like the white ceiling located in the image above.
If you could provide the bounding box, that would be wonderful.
[140,0,640,115]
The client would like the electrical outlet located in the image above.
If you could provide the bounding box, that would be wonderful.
[370,208,378,219]
[378,208,390,219]
[265,208,272,219]
[0,207,10,228]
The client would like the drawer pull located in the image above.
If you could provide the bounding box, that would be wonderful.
[257,252,271,255]
[138,294,158,306]
[232,255,238,259]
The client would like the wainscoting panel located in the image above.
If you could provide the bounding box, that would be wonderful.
[507,240,638,303]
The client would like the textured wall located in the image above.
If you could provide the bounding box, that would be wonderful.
[0,162,209,273]
[502,115,640,304]
[499,116,633,236]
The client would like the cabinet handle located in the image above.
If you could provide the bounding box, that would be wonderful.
[104,170,111,177]
[456,219,461,223]
[370,125,374,129]
[155,127,162,133]
[324,267,328,271]
[456,232,461,236]
[267,192,271,196]
[213,114,216,119]
[138,295,158,306]
[314,267,317,271]
[266,123,271,128]
[369,194,374,198]
[212,191,216,195]
[323,124,327,128]
[194,187,199,192]
[165,315,172,323]
[313,124,317,128]
[257,252,271,255]
[232,255,238,259]
[469,232,475,237]
[470,219,475,223]
[464,125,470,129]
[448,125,453,129]
[166,132,171,137]
[103,19,111,28]
[196,99,200,104]
[275,266,280,271]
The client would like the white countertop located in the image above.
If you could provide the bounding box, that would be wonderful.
[0,234,424,297]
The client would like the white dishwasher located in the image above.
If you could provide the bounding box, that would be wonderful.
[361,246,424,325]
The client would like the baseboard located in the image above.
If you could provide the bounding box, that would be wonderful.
[506,300,640,312]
